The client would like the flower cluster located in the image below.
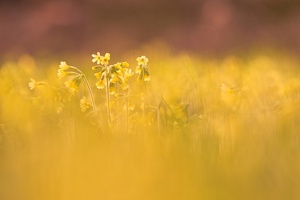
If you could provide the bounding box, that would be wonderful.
[58,61,84,93]
[136,56,150,81]
[92,52,133,94]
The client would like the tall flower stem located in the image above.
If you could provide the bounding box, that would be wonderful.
[83,75,103,133]
[142,80,147,123]
[105,76,112,129]
[125,89,129,133]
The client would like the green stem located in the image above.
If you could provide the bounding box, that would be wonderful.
[142,80,147,123]
[126,89,129,133]
[83,75,103,133]
[106,77,112,129]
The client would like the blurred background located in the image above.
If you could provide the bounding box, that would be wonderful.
[1,0,300,57]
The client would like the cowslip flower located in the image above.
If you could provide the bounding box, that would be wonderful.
[92,52,132,93]
[92,52,101,64]
[64,78,80,93]
[57,69,68,79]
[28,78,37,90]
[101,53,110,65]
[59,61,70,70]
[28,78,47,90]
[96,80,105,89]
[137,56,148,65]
[123,69,134,82]
[80,96,91,112]
[136,56,150,82]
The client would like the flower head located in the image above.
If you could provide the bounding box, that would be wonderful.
[136,56,148,66]
[28,78,37,90]
[80,96,91,112]
[64,80,79,93]
[101,53,110,65]
[121,62,129,67]
[57,69,68,79]
[59,61,69,70]
[123,68,134,83]
[64,75,83,93]
[92,52,101,65]
[96,80,105,89]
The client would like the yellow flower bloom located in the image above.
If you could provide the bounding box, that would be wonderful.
[64,80,79,93]
[136,56,148,66]
[101,53,110,65]
[124,69,134,79]
[109,83,116,94]
[80,96,91,112]
[28,78,37,90]
[144,75,150,81]
[94,72,103,79]
[110,74,119,83]
[57,69,67,79]
[59,61,69,70]
[92,52,101,65]
[121,62,129,67]
[135,65,142,73]
[113,62,122,70]
[96,80,105,89]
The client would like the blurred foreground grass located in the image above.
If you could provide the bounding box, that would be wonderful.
[1,46,300,200]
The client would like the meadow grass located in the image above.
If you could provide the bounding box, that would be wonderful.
[0,46,300,200]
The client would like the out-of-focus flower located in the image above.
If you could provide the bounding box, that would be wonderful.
[124,69,134,79]
[64,79,79,93]
[57,69,68,79]
[80,96,91,112]
[28,78,47,90]
[28,78,37,90]
[109,83,116,94]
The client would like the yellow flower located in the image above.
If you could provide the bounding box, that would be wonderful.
[28,78,37,90]
[64,80,79,93]
[96,80,105,89]
[57,69,67,79]
[121,62,129,67]
[59,61,69,70]
[136,66,150,82]
[101,53,110,65]
[113,62,122,70]
[136,56,150,81]
[124,69,134,79]
[80,96,91,112]
[123,68,134,83]
[136,56,148,66]
[144,70,150,81]
[94,72,103,79]
[110,74,119,83]
[135,65,142,73]
[92,52,101,65]
[109,83,116,94]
